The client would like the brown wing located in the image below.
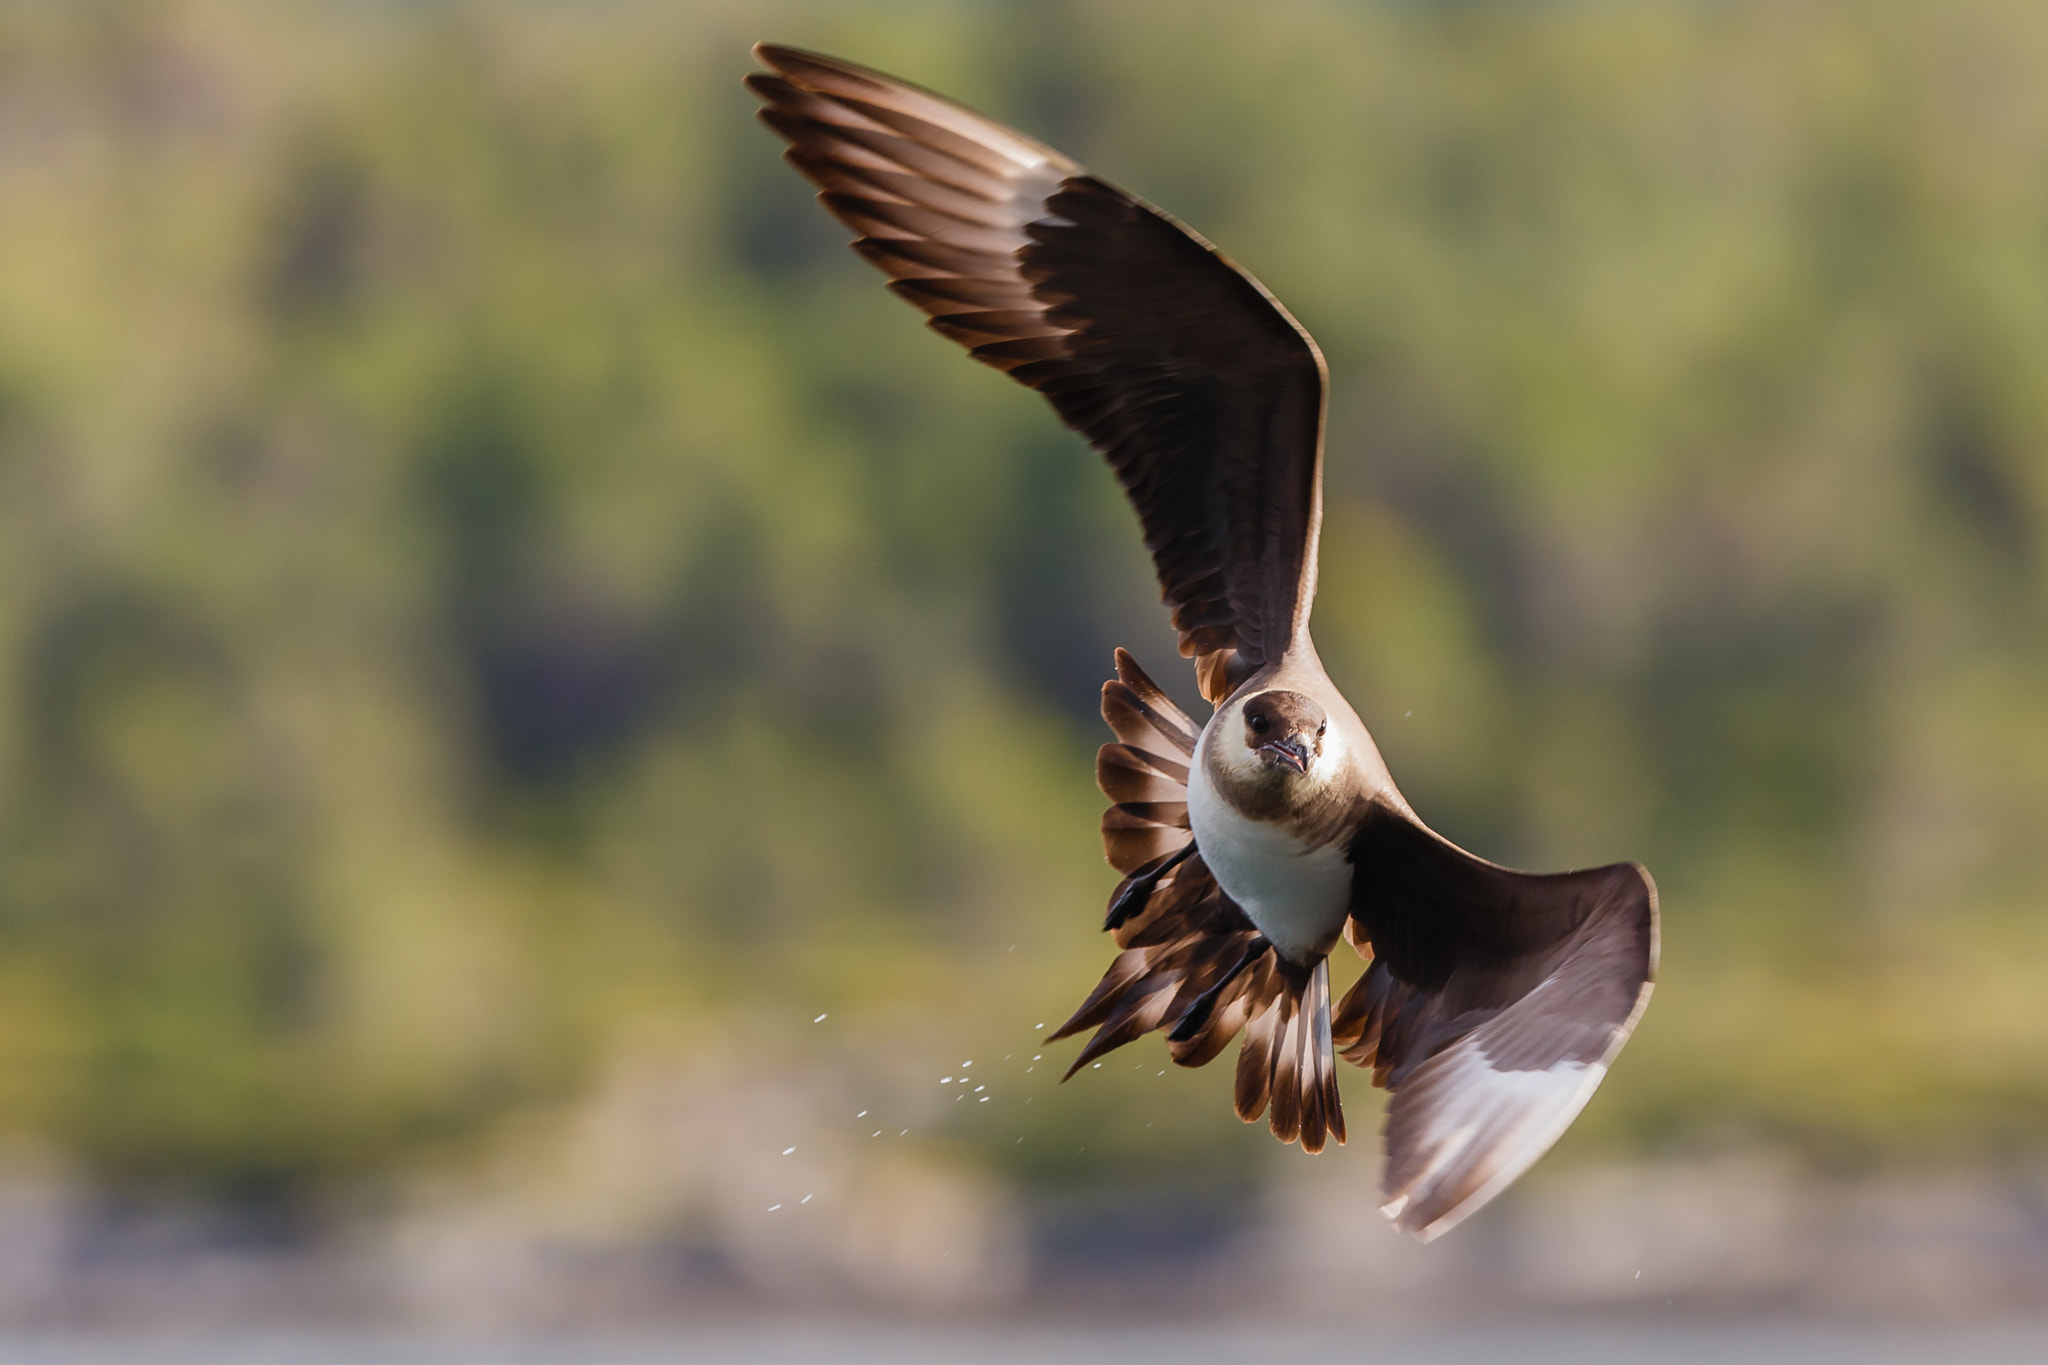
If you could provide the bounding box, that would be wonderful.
[1334,811,1658,1241]
[748,45,1329,702]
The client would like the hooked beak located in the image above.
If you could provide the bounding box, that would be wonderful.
[1259,736,1312,773]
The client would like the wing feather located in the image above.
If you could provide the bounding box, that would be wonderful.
[750,44,1329,701]
[1336,813,1658,1241]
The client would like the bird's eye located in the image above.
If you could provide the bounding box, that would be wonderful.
[1317,721,1327,737]
[1248,713,1269,735]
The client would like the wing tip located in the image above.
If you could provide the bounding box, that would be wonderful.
[1378,1055,1614,1243]
[1379,1187,1482,1243]
[752,41,842,75]
[1382,1206,1453,1245]
[1615,858,1659,913]
[1604,858,1661,984]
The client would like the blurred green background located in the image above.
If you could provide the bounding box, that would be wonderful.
[0,0,2045,1260]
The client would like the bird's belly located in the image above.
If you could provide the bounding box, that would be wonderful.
[1187,765,1353,963]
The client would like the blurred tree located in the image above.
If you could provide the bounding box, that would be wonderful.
[0,0,2041,1214]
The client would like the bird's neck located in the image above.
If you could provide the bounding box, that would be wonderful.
[1201,743,1356,848]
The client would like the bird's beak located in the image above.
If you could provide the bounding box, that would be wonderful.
[1261,737,1311,773]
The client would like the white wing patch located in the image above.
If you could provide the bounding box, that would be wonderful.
[1379,1046,1606,1242]
[1377,967,1654,1242]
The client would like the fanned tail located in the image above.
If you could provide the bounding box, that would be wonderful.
[1232,957,1346,1153]
[1048,648,1346,1153]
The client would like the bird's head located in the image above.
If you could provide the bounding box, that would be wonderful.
[1237,690,1327,780]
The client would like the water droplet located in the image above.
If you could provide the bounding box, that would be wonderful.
[782,1147,795,1156]
[813,1014,828,1023]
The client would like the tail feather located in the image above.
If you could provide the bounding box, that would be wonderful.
[1046,947,1149,1042]
[1055,647,1347,1154]
[1231,958,1345,1154]
[1113,850,1219,949]
[1097,743,1189,804]
[1101,802,1190,874]
[1232,961,1278,1123]
[1172,989,1253,1068]
[1097,650,1200,875]
[1056,960,1181,1078]
[1104,844,1195,933]
[1101,648,1198,757]
[1048,901,1262,1072]
[1305,962,1344,1150]
[1167,935,1269,1044]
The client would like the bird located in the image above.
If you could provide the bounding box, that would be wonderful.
[746,43,1657,1241]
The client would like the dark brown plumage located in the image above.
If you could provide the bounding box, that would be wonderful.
[748,42,1656,1241]
[1048,649,1339,1148]
[746,44,1322,705]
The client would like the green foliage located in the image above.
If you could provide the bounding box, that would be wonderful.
[0,0,2043,1203]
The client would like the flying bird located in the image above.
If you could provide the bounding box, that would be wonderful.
[747,44,1657,1241]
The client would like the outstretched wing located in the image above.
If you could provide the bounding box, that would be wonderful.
[1334,812,1657,1241]
[748,44,1329,702]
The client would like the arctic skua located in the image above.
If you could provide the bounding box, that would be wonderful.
[747,44,1657,1241]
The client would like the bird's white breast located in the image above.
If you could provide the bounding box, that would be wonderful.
[1187,733,1354,962]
